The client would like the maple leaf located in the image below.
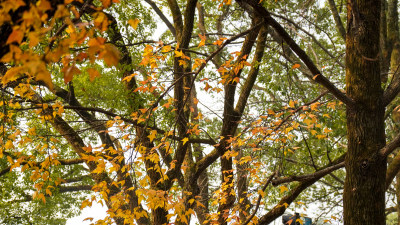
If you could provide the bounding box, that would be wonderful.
[36,70,54,90]
[292,63,301,69]
[6,29,24,45]
[102,44,120,66]
[175,50,184,58]
[198,34,206,47]
[63,65,81,84]
[181,137,189,145]
[122,73,137,83]
[87,68,100,82]
[279,185,288,193]
[289,100,295,108]
[161,45,171,52]
[148,130,157,142]
[28,32,40,47]
[128,18,141,30]
[102,0,111,8]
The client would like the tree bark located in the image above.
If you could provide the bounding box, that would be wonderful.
[344,1,387,225]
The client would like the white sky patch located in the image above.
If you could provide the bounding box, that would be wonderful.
[66,201,110,225]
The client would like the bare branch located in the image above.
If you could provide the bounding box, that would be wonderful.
[144,0,176,37]
[236,0,355,107]
[271,161,345,186]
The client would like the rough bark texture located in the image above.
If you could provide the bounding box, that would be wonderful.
[344,1,387,225]
[396,173,400,225]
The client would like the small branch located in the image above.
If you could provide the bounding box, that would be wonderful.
[379,132,400,157]
[271,161,345,186]
[144,0,176,37]
[269,12,345,68]
[0,158,84,178]
[236,0,355,107]
[300,126,318,170]
[59,185,92,193]
[327,0,346,40]
[243,172,276,225]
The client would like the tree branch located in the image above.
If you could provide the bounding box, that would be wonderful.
[59,185,92,193]
[144,0,176,37]
[327,0,346,40]
[271,161,345,186]
[236,0,355,107]
[243,172,276,225]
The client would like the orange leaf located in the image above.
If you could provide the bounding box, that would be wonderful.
[198,34,206,47]
[101,0,111,8]
[103,44,120,66]
[292,63,301,69]
[28,32,40,47]
[6,29,24,45]
[63,65,81,84]
[88,68,100,82]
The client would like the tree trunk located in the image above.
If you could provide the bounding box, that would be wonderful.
[344,0,387,225]
[396,173,400,225]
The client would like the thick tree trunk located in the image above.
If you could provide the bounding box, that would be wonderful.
[344,0,387,225]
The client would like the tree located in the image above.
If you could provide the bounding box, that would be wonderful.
[1,0,400,225]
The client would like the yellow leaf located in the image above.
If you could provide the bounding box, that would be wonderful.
[296,218,304,225]
[1,67,23,85]
[122,73,137,83]
[175,50,184,58]
[279,185,288,193]
[181,137,189,145]
[148,130,157,142]
[289,100,295,108]
[128,18,140,30]
[161,45,171,53]
[28,127,36,135]
[257,189,265,197]
[36,70,54,90]
[323,113,331,118]
[5,140,14,149]
[292,63,301,69]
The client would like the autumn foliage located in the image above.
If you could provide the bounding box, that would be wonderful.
[2,0,400,225]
